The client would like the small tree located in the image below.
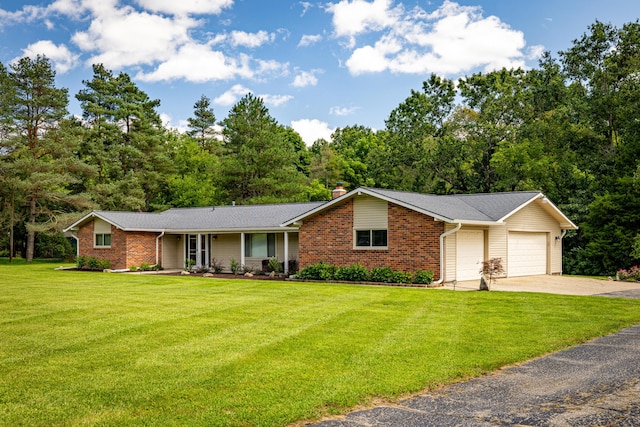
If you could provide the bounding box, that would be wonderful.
[480,257,505,289]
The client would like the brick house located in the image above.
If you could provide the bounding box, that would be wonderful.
[65,186,577,282]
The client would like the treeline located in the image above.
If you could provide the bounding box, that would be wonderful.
[1,20,640,275]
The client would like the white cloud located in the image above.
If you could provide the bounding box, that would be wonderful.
[327,0,399,47]
[135,0,233,16]
[214,84,251,106]
[71,4,195,69]
[330,106,358,116]
[330,0,536,76]
[291,119,334,146]
[229,30,275,48]
[136,44,252,82]
[261,94,293,107]
[16,40,79,73]
[298,34,322,47]
[292,70,318,87]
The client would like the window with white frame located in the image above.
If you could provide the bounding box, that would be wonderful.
[94,218,112,248]
[355,229,387,248]
[95,233,111,247]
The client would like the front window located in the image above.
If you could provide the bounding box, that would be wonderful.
[95,233,111,247]
[356,229,387,248]
[245,233,276,258]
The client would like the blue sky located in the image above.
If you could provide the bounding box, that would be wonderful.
[0,0,638,144]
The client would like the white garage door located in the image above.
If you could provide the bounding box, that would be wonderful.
[456,230,484,281]
[508,232,547,277]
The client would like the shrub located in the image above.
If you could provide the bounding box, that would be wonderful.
[617,266,640,282]
[413,269,434,285]
[391,271,412,284]
[140,263,152,271]
[76,256,87,269]
[130,265,138,272]
[267,257,283,273]
[211,258,224,274]
[230,258,240,275]
[184,258,195,271]
[334,263,369,282]
[298,261,336,280]
[97,259,111,270]
[369,266,395,283]
[76,256,110,271]
[288,259,299,274]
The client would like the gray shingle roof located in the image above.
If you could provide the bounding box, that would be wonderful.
[86,202,325,232]
[364,188,541,222]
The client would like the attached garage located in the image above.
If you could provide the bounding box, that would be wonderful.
[456,230,485,281]
[508,232,548,277]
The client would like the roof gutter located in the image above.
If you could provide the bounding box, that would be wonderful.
[156,231,165,267]
[433,223,462,285]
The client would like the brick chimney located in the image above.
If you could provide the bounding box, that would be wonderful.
[332,183,347,199]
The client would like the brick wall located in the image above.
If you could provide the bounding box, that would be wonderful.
[299,199,443,279]
[77,220,160,270]
[126,232,160,268]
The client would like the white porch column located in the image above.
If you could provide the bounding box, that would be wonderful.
[240,232,245,269]
[196,233,202,268]
[283,232,289,274]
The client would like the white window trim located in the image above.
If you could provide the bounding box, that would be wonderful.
[94,233,111,248]
[353,229,388,250]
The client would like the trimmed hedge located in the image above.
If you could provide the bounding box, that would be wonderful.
[297,262,434,285]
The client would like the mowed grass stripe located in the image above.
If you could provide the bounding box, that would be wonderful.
[1,262,639,426]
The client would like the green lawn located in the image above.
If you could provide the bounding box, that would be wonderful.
[1,262,639,426]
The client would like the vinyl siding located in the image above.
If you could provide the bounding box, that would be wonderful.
[94,218,111,234]
[353,196,388,229]
[162,234,181,269]
[211,234,242,271]
[444,223,457,282]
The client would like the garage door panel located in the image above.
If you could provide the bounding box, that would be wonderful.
[456,230,484,281]
[508,232,547,277]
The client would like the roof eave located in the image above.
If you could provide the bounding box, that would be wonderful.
[281,187,455,225]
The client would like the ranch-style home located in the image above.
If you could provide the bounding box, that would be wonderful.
[64,186,578,282]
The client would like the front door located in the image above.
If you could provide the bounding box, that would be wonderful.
[185,234,209,269]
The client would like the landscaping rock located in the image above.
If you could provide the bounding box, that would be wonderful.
[203,273,214,277]
[244,272,254,277]
[181,271,190,275]
[479,275,489,291]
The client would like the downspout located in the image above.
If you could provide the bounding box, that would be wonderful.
[156,231,165,267]
[433,223,462,285]
[70,232,79,258]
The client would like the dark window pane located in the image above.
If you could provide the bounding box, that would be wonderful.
[372,230,387,246]
[103,234,111,246]
[244,234,252,257]
[95,234,102,246]
[267,233,276,257]
[356,230,370,247]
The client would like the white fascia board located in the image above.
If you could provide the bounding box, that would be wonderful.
[63,211,118,232]
[164,227,299,234]
[452,219,504,226]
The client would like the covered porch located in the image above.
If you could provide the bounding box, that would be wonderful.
[162,230,300,274]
